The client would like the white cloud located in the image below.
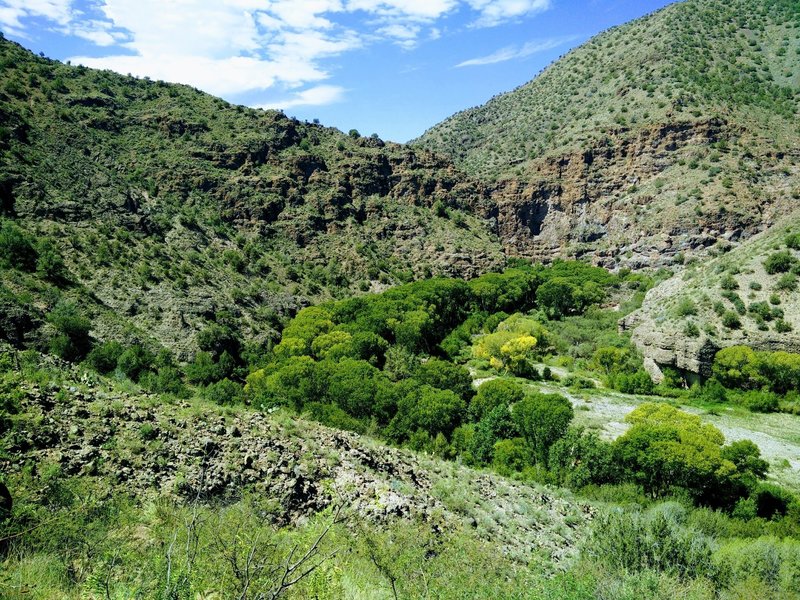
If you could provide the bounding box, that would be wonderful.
[2,0,557,107]
[456,35,576,66]
[258,84,347,110]
[466,0,551,27]
[0,0,72,32]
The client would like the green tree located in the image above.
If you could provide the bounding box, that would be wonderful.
[492,438,528,475]
[535,278,578,319]
[388,385,465,441]
[319,358,383,419]
[512,392,573,464]
[712,346,764,390]
[469,379,524,421]
[47,301,91,361]
[548,427,617,488]
[613,403,751,504]
[414,359,474,402]
[245,356,317,410]
[470,404,518,465]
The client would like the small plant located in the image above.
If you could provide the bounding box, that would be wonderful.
[775,273,797,291]
[764,251,796,274]
[139,423,157,441]
[720,274,738,290]
[775,319,793,333]
[674,297,697,317]
[721,310,741,329]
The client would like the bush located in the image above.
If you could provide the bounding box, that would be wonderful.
[610,369,654,395]
[764,251,796,274]
[673,298,698,317]
[117,345,155,381]
[775,273,798,291]
[721,310,741,329]
[86,341,124,374]
[0,220,36,271]
[204,378,243,405]
[786,233,800,249]
[46,301,91,362]
[736,390,779,413]
[720,274,738,290]
[584,510,719,582]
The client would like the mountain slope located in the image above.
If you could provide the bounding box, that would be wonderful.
[415,0,800,267]
[0,36,503,359]
[624,212,800,380]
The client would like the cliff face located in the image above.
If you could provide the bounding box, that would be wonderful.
[492,120,738,265]
[625,215,800,381]
[416,0,800,269]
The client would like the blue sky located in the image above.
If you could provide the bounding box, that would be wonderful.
[1,0,676,142]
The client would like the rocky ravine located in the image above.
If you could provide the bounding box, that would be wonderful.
[2,369,593,566]
[488,118,799,270]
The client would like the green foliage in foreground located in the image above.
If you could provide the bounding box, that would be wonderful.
[2,469,800,599]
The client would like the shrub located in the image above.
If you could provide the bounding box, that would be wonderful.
[35,239,66,281]
[117,345,155,381]
[673,298,698,317]
[0,220,36,271]
[786,233,800,249]
[720,274,739,290]
[610,369,654,395]
[86,341,124,374]
[775,273,797,291]
[584,510,719,581]
[764,251,796,274]
[142,366,186,396]
[204,378,243,405]
[47,301,91,362]
[721,310,741,329]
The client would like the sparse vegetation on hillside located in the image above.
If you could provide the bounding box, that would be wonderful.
[416,0,800,181]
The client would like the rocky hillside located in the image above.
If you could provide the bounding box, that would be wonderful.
[415,0,800,267]
[0,353,593,566]
[0,36,502,359]
[624,213,800,381]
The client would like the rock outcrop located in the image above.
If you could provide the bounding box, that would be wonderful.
[2,367,594,565]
